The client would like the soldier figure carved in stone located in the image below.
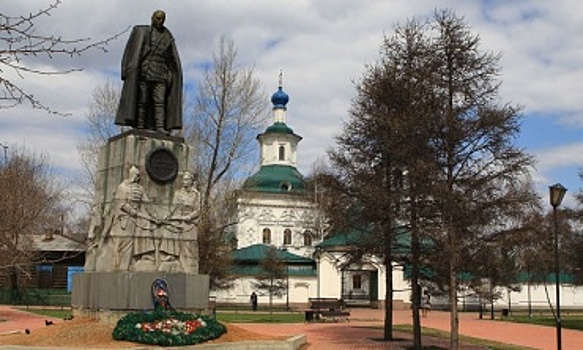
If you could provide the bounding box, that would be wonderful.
[115,10,183,133]
[97,165,158,272]
[164,171,200,274]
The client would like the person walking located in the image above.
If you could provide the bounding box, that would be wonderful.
[250,292,258,311]
[421,290,431,317]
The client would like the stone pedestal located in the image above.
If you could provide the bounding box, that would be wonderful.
[72,130,209,315]
[72,272,209,311]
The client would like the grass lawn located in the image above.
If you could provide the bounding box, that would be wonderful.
[17,308,72,320]
[215,311,304,323]
[501,313,583,331]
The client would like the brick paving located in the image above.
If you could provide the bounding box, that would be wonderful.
[0,306,61,335]
[234,308,583,349]
[2,305,583,349]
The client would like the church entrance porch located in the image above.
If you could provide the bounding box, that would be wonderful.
[341,268,379,308]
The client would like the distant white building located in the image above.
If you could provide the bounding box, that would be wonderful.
[211,82,409,309]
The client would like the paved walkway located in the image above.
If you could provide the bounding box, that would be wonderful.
[0,306,61,335]
[2,305,583,349]
[234,308,583,349]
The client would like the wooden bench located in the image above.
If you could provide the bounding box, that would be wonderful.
[306,298,350,322]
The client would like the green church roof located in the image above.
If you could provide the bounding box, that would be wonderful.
[317,226,411,255]
[230,244,316,277]
[264,122,296,135]
[232,264,316,277]
[243,165,308,193]
[232,244,313,263]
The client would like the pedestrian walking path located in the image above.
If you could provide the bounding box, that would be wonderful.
[0,305,61,335]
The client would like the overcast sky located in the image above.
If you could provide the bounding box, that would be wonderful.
[1,0,582,208]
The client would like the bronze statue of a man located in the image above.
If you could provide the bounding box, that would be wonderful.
[115,10,183,133]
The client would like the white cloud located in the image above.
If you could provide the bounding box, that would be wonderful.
[1,0,581,209]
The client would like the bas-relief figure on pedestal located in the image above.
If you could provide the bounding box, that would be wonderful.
[82,204,103,272]
[85,166,201,274]
[115,10,182,133]
[163,171,200,274]
[95,165,159,272]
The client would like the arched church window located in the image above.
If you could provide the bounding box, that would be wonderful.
[303,230,313,246]
[262,228,271,244]
[283,228,292,245]
[279,145,285,161]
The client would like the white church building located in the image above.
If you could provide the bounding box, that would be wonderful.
[211,83,410,309]
[210,83,583,312]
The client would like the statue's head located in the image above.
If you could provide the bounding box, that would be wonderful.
[181,171,196,188]
[128,165,140,183]
[151,10,166,30]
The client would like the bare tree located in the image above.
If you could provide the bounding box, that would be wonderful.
[185,37,269,287]
[0,1,126,114]
[187,36,268,207]
[253,246,287,314]
[76,81,122,206]
[0,148,63,298]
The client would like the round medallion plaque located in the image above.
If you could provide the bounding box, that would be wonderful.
[146,147,178,184]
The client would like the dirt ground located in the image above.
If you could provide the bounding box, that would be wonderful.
[0,317,286,348]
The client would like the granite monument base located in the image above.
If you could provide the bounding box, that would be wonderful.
[72,272,209,311]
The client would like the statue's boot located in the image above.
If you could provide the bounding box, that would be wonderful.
[137,104,146,129]
[155,104,167,134]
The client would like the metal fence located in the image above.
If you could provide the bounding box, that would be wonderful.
[0,288,71,307]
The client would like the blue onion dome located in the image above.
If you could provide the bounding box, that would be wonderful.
[271,86,289,109]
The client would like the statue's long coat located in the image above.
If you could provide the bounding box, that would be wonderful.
[115,25,183,130]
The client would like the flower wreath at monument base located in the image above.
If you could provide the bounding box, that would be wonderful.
[112,309,227,346]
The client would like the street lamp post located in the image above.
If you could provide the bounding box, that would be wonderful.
[549,183,567,350]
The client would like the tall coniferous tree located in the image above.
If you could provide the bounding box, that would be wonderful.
[328,10,536,349]
[423,12,535,349]
[327,18,436,342]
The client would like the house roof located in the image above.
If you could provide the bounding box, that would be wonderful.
[30,234,86,252]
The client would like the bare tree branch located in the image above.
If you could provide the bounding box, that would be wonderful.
[0,0,128,115]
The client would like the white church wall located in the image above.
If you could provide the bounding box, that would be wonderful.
[258,133,299,167]
[392,264,411,308]
[490,283,583,310]
[212,274,317,307]
[318,253,342,299]
[235,194,320,257]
